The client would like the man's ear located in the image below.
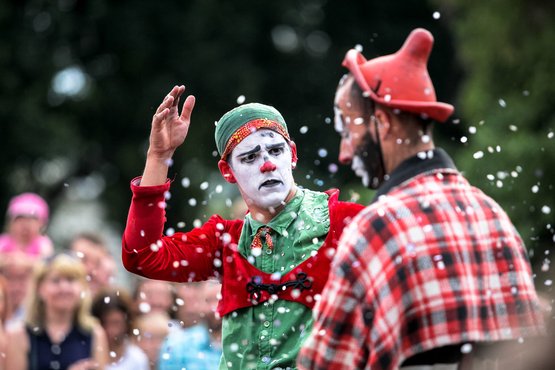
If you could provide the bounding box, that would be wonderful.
[218,160,237,183]
[289,141,298,169]
[374,109,392,140]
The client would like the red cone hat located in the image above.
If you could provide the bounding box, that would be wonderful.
[342,28,454,122]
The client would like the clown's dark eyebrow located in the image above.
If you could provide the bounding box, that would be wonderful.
[236,145,261,157]
[266,142,285,151]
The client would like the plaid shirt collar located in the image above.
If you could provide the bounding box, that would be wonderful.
[375,147,457,200]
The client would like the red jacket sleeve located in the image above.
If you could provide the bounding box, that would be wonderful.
[122,177,242,282]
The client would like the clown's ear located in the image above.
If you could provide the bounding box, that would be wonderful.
[290,141,298,169]
[218,160,237,183]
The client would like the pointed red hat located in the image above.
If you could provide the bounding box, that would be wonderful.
[342,28,454,122]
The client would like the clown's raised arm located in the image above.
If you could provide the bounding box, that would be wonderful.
[141,85,196,187]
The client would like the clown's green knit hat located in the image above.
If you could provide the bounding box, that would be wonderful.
[215,103,290,160]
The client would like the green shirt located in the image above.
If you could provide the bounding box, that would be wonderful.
[220,188,330,370]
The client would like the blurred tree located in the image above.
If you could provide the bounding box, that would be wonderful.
[438,0,555,275]
[0,0,458,241]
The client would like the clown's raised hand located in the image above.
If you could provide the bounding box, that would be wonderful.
[141,85,196,186]
[149,85,195,159]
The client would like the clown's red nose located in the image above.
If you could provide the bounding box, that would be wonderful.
[260,161,277,173]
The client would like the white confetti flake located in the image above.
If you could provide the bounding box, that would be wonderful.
[353,117,364,125]
[460,343,473,354]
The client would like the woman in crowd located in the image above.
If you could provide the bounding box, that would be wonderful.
[132,311,170,370]
[0,192,54,260]
[91,287,149,370]
[0,253,35,329]
[5,253,108,370]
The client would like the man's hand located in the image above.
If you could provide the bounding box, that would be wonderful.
[140,85,196,186]
[148,85,196,161]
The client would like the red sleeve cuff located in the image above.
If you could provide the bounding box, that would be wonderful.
[130,176,172,194]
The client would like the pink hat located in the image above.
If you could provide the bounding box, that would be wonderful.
[7,192,49,224]
[342,28,454,122]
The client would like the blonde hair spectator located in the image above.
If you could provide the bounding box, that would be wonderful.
[5,252,108,370]
[133,311,170,370]
[26,253,96,331]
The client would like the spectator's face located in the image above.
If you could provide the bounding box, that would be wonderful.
[3,264,33,309]
[101,308,128,346]
[229,129,295,212]
[9,216,43,241]
[39,271,83,311]
[71,238,107,293]
[175,284,203,326]
[200,283,222,330]
[136,280,173,314]
[134,320,169,369]
[175,283,221,329]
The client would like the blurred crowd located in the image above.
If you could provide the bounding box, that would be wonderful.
[0,192,222,370]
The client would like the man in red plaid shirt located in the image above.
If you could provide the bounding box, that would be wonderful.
[298,28,545,370]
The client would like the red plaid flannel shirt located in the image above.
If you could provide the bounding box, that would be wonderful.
[298,150,545,370]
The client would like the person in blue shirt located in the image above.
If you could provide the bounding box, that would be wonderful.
[159,281,222,370]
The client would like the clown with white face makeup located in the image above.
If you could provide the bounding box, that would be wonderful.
[226,129,295,213]
[121,90,363,370]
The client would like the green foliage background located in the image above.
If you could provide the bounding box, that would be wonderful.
[439,0,554,278]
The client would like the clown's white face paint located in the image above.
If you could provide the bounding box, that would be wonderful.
[334,106,371,187]
[351,155,370,188]
[228,129,296,216]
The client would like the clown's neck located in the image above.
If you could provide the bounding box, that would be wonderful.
[247,186,298,224]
